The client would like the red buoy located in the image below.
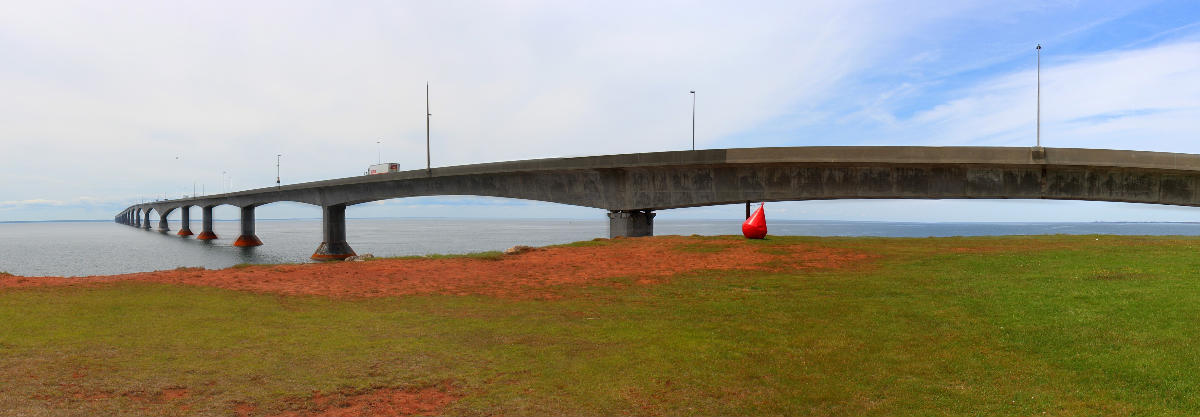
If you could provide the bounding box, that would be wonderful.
[742,204,767,239]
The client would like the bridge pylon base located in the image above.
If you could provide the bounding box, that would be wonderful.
[177,228,194,237]
[608,210,655,238]
[233,235,263,247]
[196,231,218,240]
[312,241,356,261]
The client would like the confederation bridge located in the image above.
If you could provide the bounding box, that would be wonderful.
[117,146,1200,260]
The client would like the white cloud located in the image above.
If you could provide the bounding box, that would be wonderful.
[1,1,1198,223]
[0,199,66,208]
[0,195,143,209]
[891,41,1200,151]
[1,0,926,219]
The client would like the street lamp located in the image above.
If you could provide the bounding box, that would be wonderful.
[689,91,696,151]
[276,154,281,187]
[426,82,432,174]
[376,139,382,164]
[1036,44,1042,148]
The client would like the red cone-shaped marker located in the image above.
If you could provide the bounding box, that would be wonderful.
[742,204,767,239]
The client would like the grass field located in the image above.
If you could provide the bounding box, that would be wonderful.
[3,235,1200,416]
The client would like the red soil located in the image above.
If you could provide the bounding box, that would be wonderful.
[0,236,871,299]
[270,386,461,417]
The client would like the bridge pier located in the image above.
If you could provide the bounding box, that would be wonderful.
[157,213,170,232]
[233,206,263,247]
[312,204,356,260]
[197,206,218,240]
[133,210,141,228]
[177,206,194,236]
[608,210,655,238]
[142,211,151,230]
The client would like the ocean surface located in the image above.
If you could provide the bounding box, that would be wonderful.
[3,218,1200,277]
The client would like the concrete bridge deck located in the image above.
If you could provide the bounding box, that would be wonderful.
[116,146,1200,259]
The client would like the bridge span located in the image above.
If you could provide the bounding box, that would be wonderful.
[116,146,1200,260]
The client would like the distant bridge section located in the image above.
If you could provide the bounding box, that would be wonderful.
[116,146,1200,259]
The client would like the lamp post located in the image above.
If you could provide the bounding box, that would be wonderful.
[426,82,432,174]
[276,154,281,187]
[689,90,696,151]
[1036,44,1042,148]
[376,139,381,164]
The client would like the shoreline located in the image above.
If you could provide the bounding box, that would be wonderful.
[5,232,1200,279]
[0,236,874,299]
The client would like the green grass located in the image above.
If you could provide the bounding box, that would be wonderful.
[4,235,1200,416]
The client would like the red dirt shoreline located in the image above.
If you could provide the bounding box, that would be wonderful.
[0,237,871,300]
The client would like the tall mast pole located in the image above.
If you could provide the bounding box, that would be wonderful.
[426,82,431,174]
[690,91,696,151]
[1036,44,1041,148]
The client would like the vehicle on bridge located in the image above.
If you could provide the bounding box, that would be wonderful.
[366,163,400,175]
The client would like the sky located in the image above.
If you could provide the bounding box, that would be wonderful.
[2,0,1200,222]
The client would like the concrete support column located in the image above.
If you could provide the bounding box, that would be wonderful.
[197,206,217,240]
[133,210,141,228]
[311,204,356,260]
[142,211,151,230]
[157,213,170,232]
[607,210,655,238]
[233,205,263,247]
[177,206,194,236]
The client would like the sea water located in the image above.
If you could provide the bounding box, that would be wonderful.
[2,218,1200,277]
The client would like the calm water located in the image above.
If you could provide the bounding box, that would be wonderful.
[3,218,1200,277]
